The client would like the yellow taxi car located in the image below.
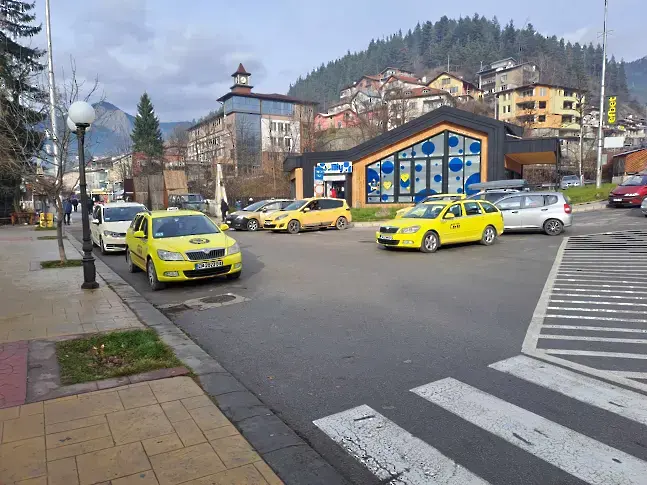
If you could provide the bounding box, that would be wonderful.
[125,209,242,291]
[263,197,352,234]
[376,199,504,253]
[394,193,466,219]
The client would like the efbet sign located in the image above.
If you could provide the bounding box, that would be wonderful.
[607,96,617,125]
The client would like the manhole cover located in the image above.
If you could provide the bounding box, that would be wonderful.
[201,294,237,304]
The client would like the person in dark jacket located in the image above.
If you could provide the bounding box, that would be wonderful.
[71,197,78,212]
[220,199,229,222]
[63,198,73,225]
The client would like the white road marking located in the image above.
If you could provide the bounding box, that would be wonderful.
[609,371,647,379]
[556,268,647,273]
[313,405,489,485]
[552,293,647,300]
[412,378,647,485]
[538,334,647,344]
[553,287,647,295]
[557,273,647,282]
[544,349,647,359]
[545,314,647,323]
[554,280,647,289]
[547,306,647,314]
[489,355,647,424]
[543,325,647,333]
[550,299,647,307]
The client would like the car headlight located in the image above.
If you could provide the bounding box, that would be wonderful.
[275,214,289,221]
[103,230,122,237]
[236,215,245,220]
[157,249,184,261]
[227,242,240,255]
[399,226,420,234]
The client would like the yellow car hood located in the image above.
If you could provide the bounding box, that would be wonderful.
[153,233,233,252]
[266,210,298,222]
[378,218,426,230]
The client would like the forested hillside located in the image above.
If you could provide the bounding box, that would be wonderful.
[288,15,636,108]
[626,57,647,104]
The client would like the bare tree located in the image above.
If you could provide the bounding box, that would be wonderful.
[0,60,102,262]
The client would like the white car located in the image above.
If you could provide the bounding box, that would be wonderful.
[90,202,146,254]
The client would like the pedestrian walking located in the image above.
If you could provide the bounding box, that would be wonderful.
[71,197,78,212]
[220,198,229,222]
[63,197,73,225]
[330,187,338,198]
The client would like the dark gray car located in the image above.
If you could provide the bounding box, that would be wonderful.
[495,192,573,235]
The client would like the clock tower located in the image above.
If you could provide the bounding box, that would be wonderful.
[230,63,253,94]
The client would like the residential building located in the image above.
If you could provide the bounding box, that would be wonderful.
[609,148,647,182]
[186,64,317,174]
[478,58,539,96]
[427,72,483,100]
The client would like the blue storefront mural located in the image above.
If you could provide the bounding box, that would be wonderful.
[366,130,481,203]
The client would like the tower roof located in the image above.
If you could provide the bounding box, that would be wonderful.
[232,63,250,76]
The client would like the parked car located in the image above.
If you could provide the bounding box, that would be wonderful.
[641,197,647,217]
[168,193,206,212]
[560,175,581,189]
[225,199,293,231]
[608,174,647,207]
[394,193,466,219]
[125,209,241,291]
[376,200,504,253]
[495,192,572,236]
[90,201,147,254]
[467,179,529,204]
[264,198,351,234]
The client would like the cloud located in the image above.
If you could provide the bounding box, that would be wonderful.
[49,0,264,121]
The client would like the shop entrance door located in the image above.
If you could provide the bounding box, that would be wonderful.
[323,175,346,200]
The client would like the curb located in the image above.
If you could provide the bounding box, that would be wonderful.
[67,235,348,485]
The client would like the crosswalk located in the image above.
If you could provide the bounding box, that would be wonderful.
[314,354,647,484]
[523,230,647,392]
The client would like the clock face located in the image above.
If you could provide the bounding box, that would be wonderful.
[239,76,247,85]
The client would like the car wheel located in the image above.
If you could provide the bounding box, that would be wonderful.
[126,250,140,273]
[246,219,259,231]
[335,216,348,230]
[543,219,564,236]
[287,220,301,234]
[147,259,165,291]
[226,271,241,280]
[420,231,439,253]
[480,225,497,246]
[100,237,107,255]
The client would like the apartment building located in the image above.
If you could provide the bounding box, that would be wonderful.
[187,64,316,173]
[477,58,539,96]
[427,72,483,100]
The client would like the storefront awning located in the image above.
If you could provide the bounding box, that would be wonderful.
[505,138,560,165]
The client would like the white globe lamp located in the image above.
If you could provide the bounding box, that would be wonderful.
[68,101,96,126]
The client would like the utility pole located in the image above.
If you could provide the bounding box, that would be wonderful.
[596,0,609,189]
[45,0,60,174]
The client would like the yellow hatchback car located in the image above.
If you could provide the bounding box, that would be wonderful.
[394,193,466,219]
[125,209,242,291]
[264,197,352,234]
[376,200,504,253]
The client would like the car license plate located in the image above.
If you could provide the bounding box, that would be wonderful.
[614,198,623,202]
[195,260,223,270]
[380,234,393,240]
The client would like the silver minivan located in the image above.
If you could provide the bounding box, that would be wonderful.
[495,192,573,235]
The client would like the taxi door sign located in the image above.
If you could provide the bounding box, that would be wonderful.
[607,95,617,125]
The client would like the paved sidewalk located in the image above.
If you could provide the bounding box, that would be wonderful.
[0,376,282,484]
[0,226,142,344]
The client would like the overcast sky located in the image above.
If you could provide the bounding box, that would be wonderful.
[33,0,645,121]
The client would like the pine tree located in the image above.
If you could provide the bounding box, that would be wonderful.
[130,93,164,158]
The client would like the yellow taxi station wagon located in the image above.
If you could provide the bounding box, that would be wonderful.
[263,197,352,234]
[125,210,242,291]
[376,200,504,253]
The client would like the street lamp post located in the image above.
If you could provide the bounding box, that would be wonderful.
[68,101,99,290]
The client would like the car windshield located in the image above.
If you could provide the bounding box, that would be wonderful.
[402,203,445,219]
[243,201,267,212]
[563,176,578,181]
[621,175,647,186]
[281,200,307,211]
[152,215,219,239]
[103,206,145,222]
[186,195,203,202]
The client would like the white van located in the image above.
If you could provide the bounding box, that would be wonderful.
[90,202,146,254]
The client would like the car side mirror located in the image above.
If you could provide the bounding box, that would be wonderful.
[91,219,100,225]
[444,213,456,220]
[302,207,311,212]
[133,230,145,238]
[219,223,230,231]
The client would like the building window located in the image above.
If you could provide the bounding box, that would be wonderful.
[441,78,451,86]
[500,74,508,82]
[338,121,342,128]
[450,86,459,94]
[366,130,481,204]
[539,87,547,96]
[538,115,546,122]
[500,85,508,91]
[539,101,546,109]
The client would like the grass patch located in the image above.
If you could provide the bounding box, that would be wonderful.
[37,235,67,240]
[34,225,56,231]
[351,207,400,222]
[562,183,616,204]
[40,259,83,269]
[56,329,182,385]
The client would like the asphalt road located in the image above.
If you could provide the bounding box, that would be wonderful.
[72,207,647,485]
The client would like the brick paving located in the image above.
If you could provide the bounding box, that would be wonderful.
[0,341,28,408]
[0,377,283,484]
